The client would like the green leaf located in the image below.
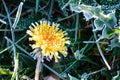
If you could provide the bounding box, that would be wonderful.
[68,74,79,80]
[70,4,101,20]
[81,73,89,80]
[83,11,93,21]
[74,50,84,60]
[102,13,117,28]
[112,71,120,80]
[0,68,13,75]
[57,0,69,16]
[19,53,36,68]
[74,50,97,65]
[106,38,120,51]
[93,19,104,31]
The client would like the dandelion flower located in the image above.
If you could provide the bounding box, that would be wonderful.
[27,21,70,62]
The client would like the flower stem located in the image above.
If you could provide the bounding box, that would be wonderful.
[93,30,111,70]
[35,54,43,80]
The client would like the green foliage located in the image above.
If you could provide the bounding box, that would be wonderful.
[0,0,120,80]
[0,68,13,75]
[17,13,41,29]
[112,71,120,80]
[68,74,79,80]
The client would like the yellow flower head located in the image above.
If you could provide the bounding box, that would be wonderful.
[27,21,70,62]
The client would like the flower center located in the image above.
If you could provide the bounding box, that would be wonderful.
[42,32,56,46]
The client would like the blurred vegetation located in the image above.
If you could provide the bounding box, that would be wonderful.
[0,0,120,80]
